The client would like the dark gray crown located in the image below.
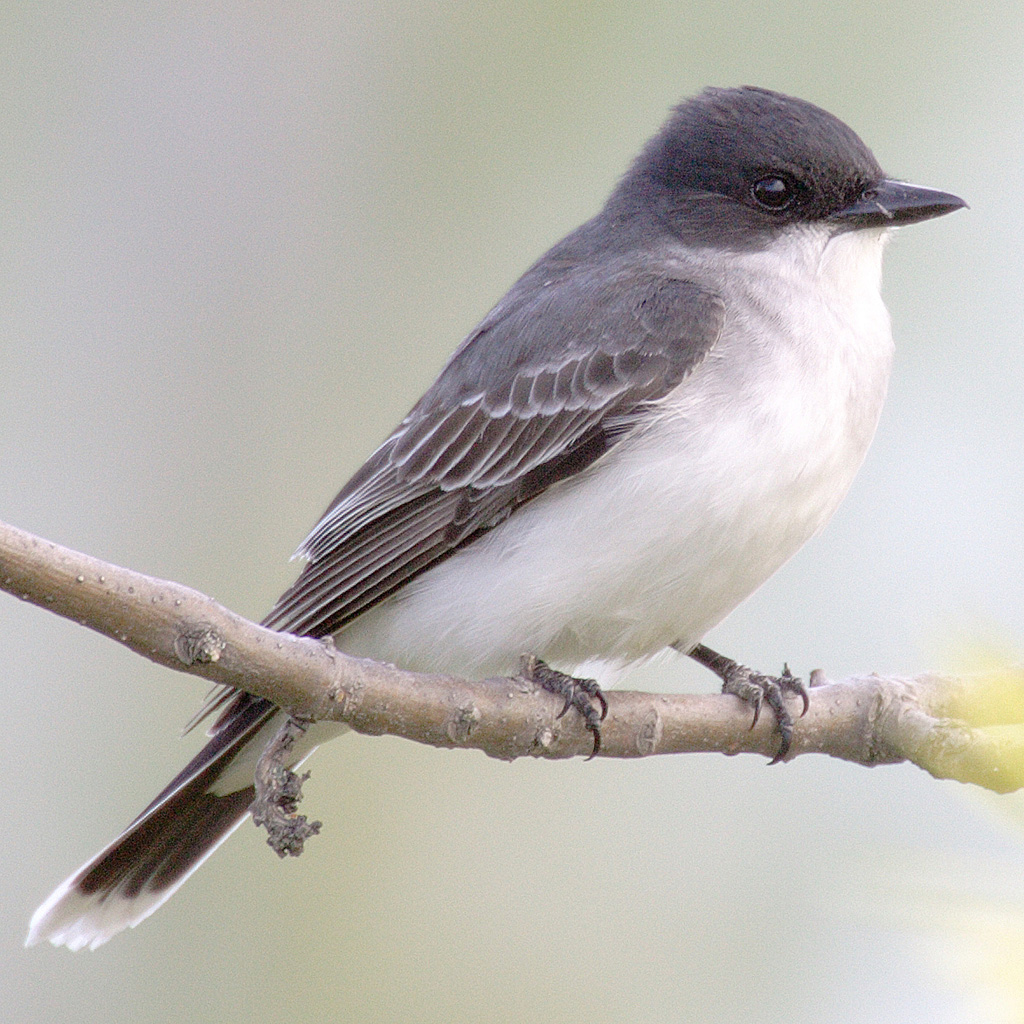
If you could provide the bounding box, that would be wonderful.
[612,86,886,246]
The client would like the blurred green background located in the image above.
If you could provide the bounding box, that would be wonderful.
[4,2,1024,1021]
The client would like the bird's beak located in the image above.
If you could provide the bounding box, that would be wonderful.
[832,179,967,229]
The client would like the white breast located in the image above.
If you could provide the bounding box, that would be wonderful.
[337,226,894,681]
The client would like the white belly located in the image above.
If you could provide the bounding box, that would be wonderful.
[337,226,894,680]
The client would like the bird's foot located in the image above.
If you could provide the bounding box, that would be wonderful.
[688,644,809,764]
[520,655,608,759]
[721,663,809,764]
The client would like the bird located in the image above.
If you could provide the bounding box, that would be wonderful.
[26,85,965,950]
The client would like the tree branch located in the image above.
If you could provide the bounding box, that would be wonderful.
[3,517,1024,791]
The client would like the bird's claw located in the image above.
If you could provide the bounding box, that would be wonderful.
[520,655,607,759]
[721,662,809,764]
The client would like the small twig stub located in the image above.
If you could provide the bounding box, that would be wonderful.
[249,716,322,857]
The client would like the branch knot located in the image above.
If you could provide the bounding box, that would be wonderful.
[174,625,226,665]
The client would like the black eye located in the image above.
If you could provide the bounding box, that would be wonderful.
[751,175,795,210]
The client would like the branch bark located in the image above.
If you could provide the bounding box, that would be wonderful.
[3,517,1024,791]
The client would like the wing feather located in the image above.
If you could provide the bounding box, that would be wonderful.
[260,268,723,641]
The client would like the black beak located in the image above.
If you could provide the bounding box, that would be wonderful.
[832,179,967,229]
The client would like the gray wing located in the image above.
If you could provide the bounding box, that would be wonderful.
[262,263,724,639]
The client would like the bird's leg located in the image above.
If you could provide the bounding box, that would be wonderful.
[519,655,608,759]
[686,643,809,764]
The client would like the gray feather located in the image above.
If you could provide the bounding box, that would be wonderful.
[263,260,725,639]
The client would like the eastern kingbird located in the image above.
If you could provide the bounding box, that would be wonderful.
[27,86,965,950]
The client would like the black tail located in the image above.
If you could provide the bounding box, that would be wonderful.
[26,693,278,950]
